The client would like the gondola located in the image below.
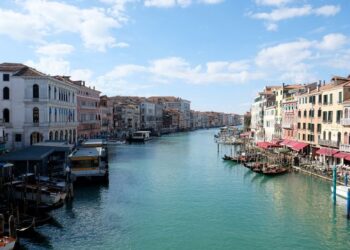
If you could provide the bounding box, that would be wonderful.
[262,166,289,176]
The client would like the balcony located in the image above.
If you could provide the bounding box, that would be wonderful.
[340,144,350,152]
[341,118,350,126]
[282,123,293,129]
[319,139,339,148]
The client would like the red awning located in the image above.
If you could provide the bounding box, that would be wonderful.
[280,139,291,146]
[291,142,309,151]
[316,148,339,156]
[257,142,271,149]
[334,152,350,159]
[287,140,298,147]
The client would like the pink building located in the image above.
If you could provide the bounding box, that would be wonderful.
[57,77,101,139]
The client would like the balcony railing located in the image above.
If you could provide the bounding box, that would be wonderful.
[319,139,339,148]
[282,123,293,129]
[341,118,350,126]
[340,144,350,153]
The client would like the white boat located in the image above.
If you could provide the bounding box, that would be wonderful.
[69,147,108,182]
[12,183,62,205]
[331,185,350,199]
[130,131,151,142]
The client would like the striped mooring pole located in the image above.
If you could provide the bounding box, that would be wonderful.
[347,189,350,219]
[333,166,337,205]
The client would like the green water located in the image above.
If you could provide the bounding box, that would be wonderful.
[23,129,350,249]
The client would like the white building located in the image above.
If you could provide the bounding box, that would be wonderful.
[0,63,79,150]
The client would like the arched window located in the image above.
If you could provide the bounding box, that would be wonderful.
[346,108,349,119]
[49,131,53,141]
[54,87,57,99]
[49,85,51,99]
[33,107,39,123]
[3,87,9,100]
[328,132,331,141]
[3,109,9,123]
[33,84,39,98]
[323,131,326,140]
[55,131,58,140]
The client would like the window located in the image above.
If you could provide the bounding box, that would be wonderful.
[339,92,343,103]
[318,94,322,104]
[33,107,39,123]
[33,84,39,98]
[3,74,9,81]
[318,109,322,117]
[298,123,301,129]
[3,87,9,100]
[317,124,321,133]
[330,94,333,104]
[303,123,306,130]
[298,110,301,117]
[3,108,9,123]
[304,110,307,117]
[328,111,333,122]
[323,111,327,122]
[15,134,22,142]
[328,132,331,141]
[336,110,342,123]
[302,134,306,140]
[323,95,328,105]
[49,86,51,99]
[54,87,57,99]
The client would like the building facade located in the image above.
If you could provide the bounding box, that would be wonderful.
[0,63,78,150]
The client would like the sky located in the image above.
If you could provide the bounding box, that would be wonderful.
[0,0,349,114]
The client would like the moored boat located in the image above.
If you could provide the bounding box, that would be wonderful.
[69,147,108,183]
[128,131,151,142]
[0,215,16,250]
[331,185,350,199]
[262,165,289,176]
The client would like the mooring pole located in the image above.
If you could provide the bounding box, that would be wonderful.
[333,166,337,205]
[347,189,350,220]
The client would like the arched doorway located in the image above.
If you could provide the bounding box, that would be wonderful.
[60,131,63,141]
[49,131,53,141]
[30,132,43,145]
[55,131,58,140]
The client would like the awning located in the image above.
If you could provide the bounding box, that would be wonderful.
[334,152,350,159]
[257,142,271,149]
[291,142,309,151]
[280,139,291,146]
[316,148,339,156]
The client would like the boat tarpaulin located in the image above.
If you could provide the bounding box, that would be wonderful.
[316,148,339,156]
[291,142,309,151]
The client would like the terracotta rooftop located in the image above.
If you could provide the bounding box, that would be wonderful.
[0,63,46,77]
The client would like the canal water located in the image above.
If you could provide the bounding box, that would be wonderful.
[22,129,350,249]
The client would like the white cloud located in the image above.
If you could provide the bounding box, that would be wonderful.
[0,0,122,51]
[143,0,223,8]
[250,4,341,31]
[314,5,340,17]
[115,42,130,48]
[316,33,348,51]
[255,0,292,6]
[198,0,224,4]
[36,43,75,56]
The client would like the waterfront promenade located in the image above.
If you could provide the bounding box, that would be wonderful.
[21,129,350,250]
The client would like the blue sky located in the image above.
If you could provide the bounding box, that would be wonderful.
[0,0,349,114]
